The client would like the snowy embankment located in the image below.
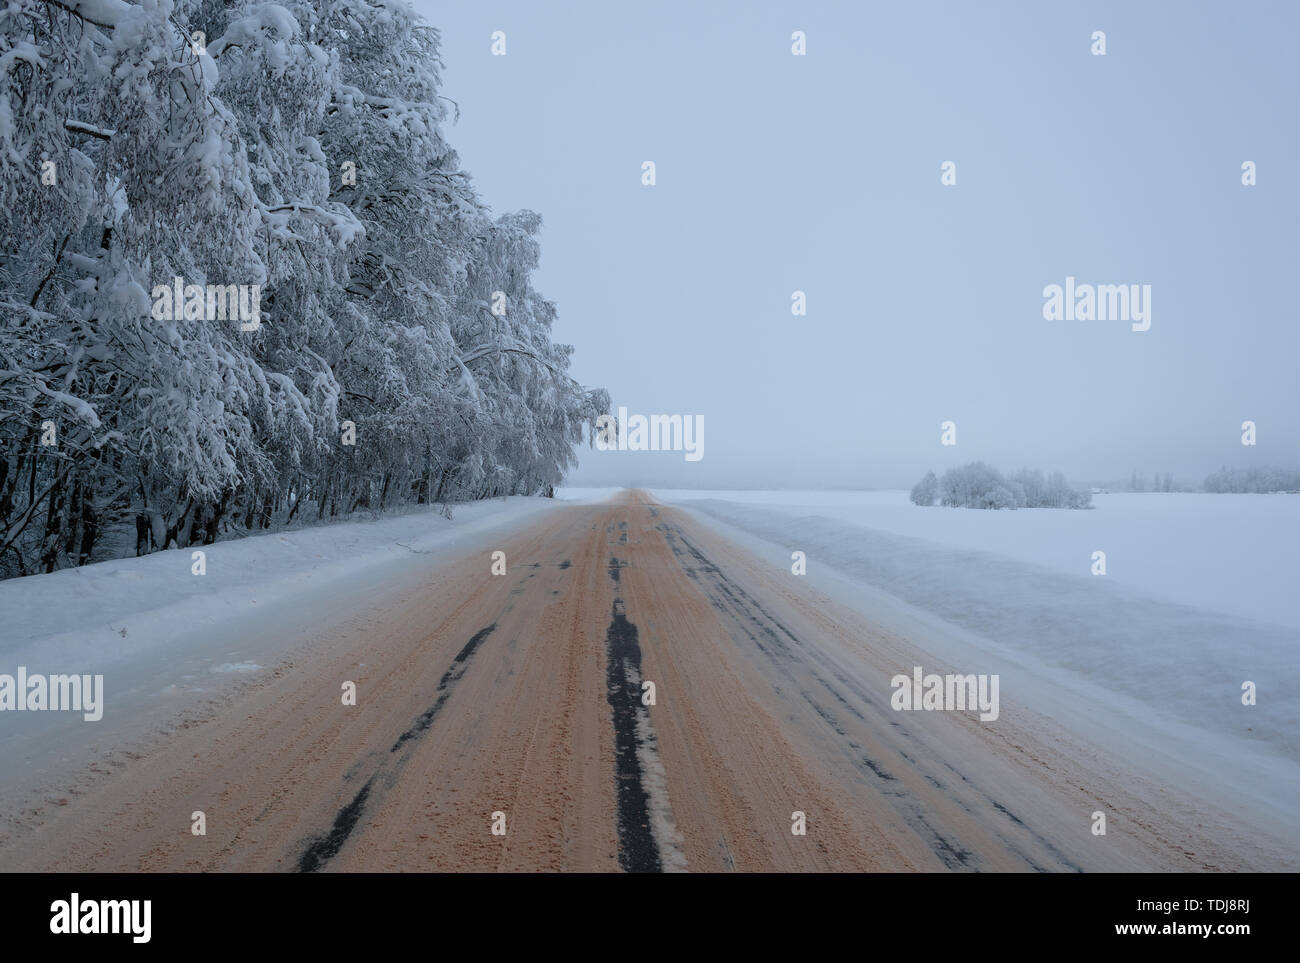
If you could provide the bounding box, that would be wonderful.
[0,497,563,674]
[652,489,1300,764]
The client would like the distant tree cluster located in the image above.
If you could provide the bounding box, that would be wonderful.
[911,463,1092,509]
[0,1,609,577]
[1203,467,1300,493]
[1128,470,1177,492]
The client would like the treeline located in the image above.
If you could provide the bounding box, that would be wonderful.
[911,463,1092,509]
[1203,467,1300,493]
[1128,470,1178,492]
[0,0,608,577]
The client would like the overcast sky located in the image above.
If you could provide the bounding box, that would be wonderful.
[414,0,1298,489]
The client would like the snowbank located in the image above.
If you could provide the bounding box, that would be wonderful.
[0,497,560,672]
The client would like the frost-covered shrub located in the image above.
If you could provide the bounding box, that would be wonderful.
[910,470,938,506]
[979,485,1019,510]
[919,463,1090,510]
[938,461,1005,508]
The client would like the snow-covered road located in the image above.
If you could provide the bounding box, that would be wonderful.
[1,491,1295,871]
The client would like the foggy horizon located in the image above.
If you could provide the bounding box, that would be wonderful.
[426,0,1298,491]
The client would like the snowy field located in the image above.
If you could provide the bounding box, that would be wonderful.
[650,490,1300,629]
[645,488,1300,763]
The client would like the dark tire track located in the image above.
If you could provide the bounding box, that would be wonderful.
[603,597,662,872]
[295,622,499,872]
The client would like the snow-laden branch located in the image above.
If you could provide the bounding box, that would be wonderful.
[40,0,131,30]
[64,119,115,140]
[28,376,102,428]
[454,341,599,398]
[257,200,364,246]
[457,342,565,375]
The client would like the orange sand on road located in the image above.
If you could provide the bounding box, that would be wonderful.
[0,492,1284,871]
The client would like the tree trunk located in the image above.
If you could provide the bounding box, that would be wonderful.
[135,514,152,556]
[204,492,229,544]
[77,493,98,565]
[40,470,67,573]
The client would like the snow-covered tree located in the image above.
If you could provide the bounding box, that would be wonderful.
[910,470,938,506]
[1204,466,1300,494]
[925,462,1090,510]
[0,0,607,577]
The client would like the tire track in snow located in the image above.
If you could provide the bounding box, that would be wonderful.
[604,551,686,872]
[295,622,498,872]
[657,519,1084,871]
